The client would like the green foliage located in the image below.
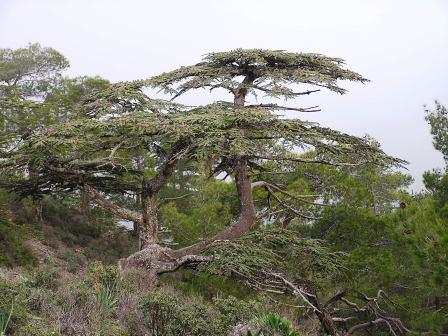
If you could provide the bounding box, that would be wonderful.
[3,45,446,335]
[0,279,34,336]
[0,43,69,98]
[27,268,58,289]
[0,300,13,336]
[0,43,69,147]
[259,313,301,336]
[0,211,35,267]
[95,283,119,310]
[138,290,263,335]
[303,196,448,334]
[160,177,237,247]
[148,49,367,99]
[425,100,448,162]
[162,271,255,300]
[201,227,343,292]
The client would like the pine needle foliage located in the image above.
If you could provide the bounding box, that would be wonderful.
[199,227,343,292]
[147,49,368,99]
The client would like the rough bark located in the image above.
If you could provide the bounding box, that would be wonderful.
[172,157,256,257]
[139,193,158,249]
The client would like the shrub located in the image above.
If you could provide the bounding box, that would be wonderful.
[0,211,35,267]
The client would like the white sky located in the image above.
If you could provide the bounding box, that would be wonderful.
[1,0,447,190]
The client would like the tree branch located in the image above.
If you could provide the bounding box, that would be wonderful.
[245,103,321,113]
[251,154,364,167]
[83,184,141,223]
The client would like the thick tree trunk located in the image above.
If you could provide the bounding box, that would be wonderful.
[171,157,256,258]
[120,157,257,274]
[139,193,158,249]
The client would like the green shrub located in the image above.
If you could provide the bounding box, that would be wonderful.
[136,290,265,336]
[0,211,35,267]
[27,268,58,289]
[0,300,13,336]
[0,279,33,335]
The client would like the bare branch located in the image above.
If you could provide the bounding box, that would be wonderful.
[251,154,365,167]
[245,103,321,113]
[265,185,321,220]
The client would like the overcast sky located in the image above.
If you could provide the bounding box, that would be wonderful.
[1,0,447,190]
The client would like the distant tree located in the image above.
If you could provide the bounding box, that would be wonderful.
[0,43,69,137]
[425,101,448,162]
[0,43,109,219]
[0,43,109,142]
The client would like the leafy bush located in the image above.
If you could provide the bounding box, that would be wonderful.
[0,211,35,267]
[0,300,13,336]
[136,290,265,336]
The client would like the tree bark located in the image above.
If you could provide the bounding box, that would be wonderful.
[29,164,43,221]
[139,192,158,249]
[134,191,142,236]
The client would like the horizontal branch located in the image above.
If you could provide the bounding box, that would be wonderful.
[47,165,88,176]
[83,184,141,223]
[265,185,320,220]
[252,180,329,207]
[245,103,321,113]
[347,317,409,335]
[251,84,321,97]
[251,155,364,167]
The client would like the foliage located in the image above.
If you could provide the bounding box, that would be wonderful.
[425,100,448,162]
[160,176,237,247]
[0,211,35,267]
[0,43,69,98]
[2,44,447,335]
[148,48,368,98]
[0,300,13,336]
[259,313,301,336]
[138,290,263,336]
[201,227,343,292]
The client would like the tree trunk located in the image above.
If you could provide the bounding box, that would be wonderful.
[29,164,43,222]
[134,191,142,236]
[307,292,340,336]
[171,157,257,258]
[80,190,90,212]
[35,198,43,222]
[139,193,158,249]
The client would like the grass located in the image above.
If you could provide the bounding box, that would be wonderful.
[0,300,13,336]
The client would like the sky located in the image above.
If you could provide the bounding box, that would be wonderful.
[1,0,447,190]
